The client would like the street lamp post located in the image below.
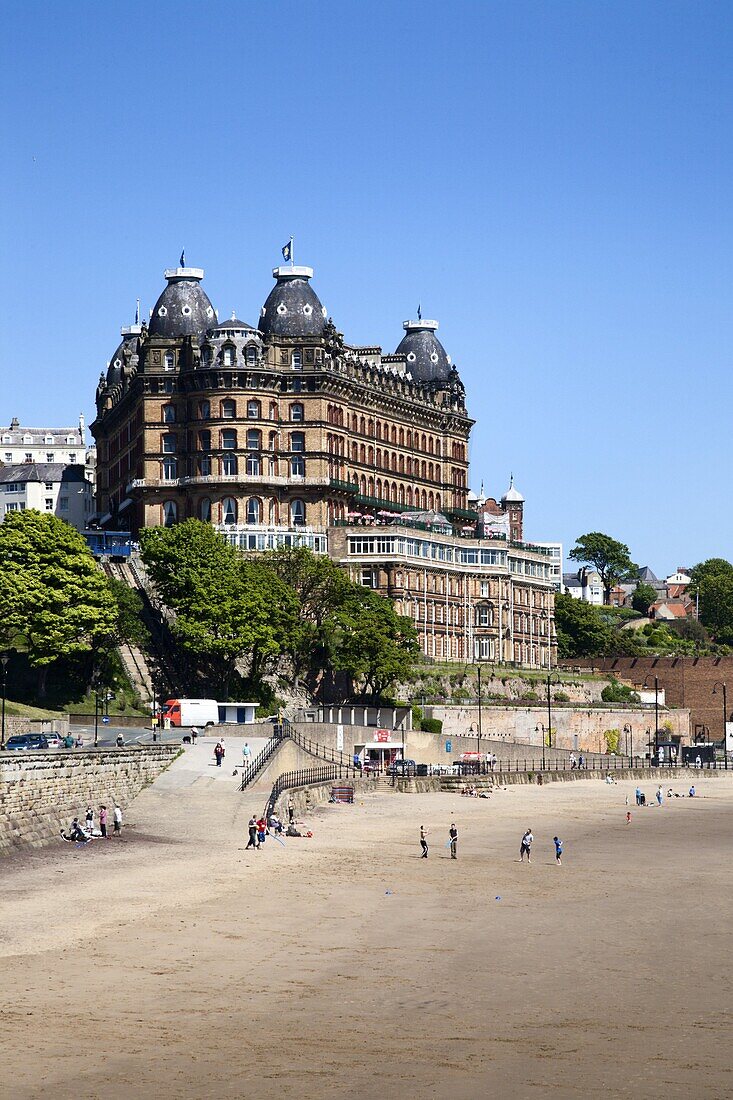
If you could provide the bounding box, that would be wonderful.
[643,675,660,760]
[1,653,9,750]
[713,681,728,771]
[536,724,546,771]
[623,722,632,763]
[93,677,100,748]
[546,673,560,769]
[477,664,483,755]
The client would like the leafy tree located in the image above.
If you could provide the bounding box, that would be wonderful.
[688,558,733,597]
[569,532,637,604]
[601,678,640,704]
[328,585,420,698]
[0,512,118,695]
[697,573,733,645]
[554,593,613,658]
[631,582,657,615]
[106,577,150,648]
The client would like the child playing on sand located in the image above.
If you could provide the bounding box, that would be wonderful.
[553,836,563,865]
[420,825,429,858]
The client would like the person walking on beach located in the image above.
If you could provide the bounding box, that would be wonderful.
[246,815,259,849]
[112,803,122,837]
[85,806,94,834]
[420,825,429,858]
[570,753,577,771]
[242,741,252,767]
[656,785,663,806]
[99,805,108,838]
[520,829,533,863]
[689,785,696,797]
[214,741,224,767]
[635,787,642,806]
[256,816,267,846]
[287,798,295,824]
[553,836,563,865]
[448,823,458,859]
[578,754,585,770]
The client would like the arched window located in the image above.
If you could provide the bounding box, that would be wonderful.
[399,455,405,473]
[246,453,261,475]
[246,428,261,450]
[247,400,261,419]
[199,498,211,522]
[421,461,427,478]
[268,431,278,451]
[367,446,374,464]
[164,352,175,371]
[162,404,176,423]
[221,429,237,449]
[351,441,357,461]
[222,497,237,525]
[407,430,413,447]
[163,500,177,526]
[435,492,441,510]
[162,433,176,453]
[428,492,434,510]
[247,498,261,524]
[199,400,210,419]
[352,414,358,432]
[399,484,405,504]
[376,449,382,467]
[291,499,305,526]
[222,453,238,475]
[435,439,441,456]
[199,429,211,451]
[375,422,382,440]
[223,346,234,367]
[406,487,413,506]
[428,437,434,455]
[222,399,236,419]
[269,401,279,420]
[246,345,257,366]
[290,403,304,422]
[376,479,382,497]
[399,427,404,446]
[360,416,366,434]
[162,457,177,480]
[421,433,427,451]
[367,418,374,435]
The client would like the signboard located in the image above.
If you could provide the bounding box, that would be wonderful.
[726,722,733,752]
[336,723,344,751]
[445,740,452,753]
[101,716,111,725]
[374,729,391,743]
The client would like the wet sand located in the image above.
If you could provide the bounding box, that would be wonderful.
[1,773,732,1099]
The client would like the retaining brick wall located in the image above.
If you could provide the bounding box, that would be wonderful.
[0,745,179,855]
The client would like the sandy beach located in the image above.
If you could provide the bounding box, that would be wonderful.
[1,765,732,1100]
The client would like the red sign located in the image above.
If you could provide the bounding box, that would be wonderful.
[374,729,391,742]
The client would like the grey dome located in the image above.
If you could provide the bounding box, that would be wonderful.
[105,327,141,386]
[259,266,327,338]
[212,314,256,334]
[106,340,125,386]
[395,320,451,384]
[149,268,216,338]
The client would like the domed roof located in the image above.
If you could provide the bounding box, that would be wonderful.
[211,313,256,335]
[105,325,142,387]
[148,267,216,338]
[394,319,451,384]
[502,475,524,503]
[259,266,327,339]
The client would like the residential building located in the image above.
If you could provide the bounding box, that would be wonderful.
[0,464,94,531]
[563,567,604,605]
[0,416,90,468]
[529,541,563,591]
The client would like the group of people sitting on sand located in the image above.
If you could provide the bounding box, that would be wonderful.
[461,784,491,798]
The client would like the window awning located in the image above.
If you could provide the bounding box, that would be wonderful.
[118,497,133,512]
[361,742,404,750]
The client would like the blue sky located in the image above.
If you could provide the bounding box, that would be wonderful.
[1,0,731,575]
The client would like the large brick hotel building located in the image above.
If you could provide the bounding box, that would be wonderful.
[92,259,556,666]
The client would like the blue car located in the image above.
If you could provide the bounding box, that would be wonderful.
[4,734,50,751]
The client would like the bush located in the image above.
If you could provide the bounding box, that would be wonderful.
[604,729,621,754]
[420,717,443,734]
[521,691,539,702]
[601,678,641,704]
[553,691,570,702]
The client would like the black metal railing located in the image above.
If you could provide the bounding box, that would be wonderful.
[239,728,285,790]
[440,755,711,777]
[265,764,356,817]
[287,725,354,769]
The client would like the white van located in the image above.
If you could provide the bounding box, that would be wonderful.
[160,699,218,727]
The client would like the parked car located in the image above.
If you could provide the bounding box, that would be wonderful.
[4,734,50,751]
[44,732,64,748]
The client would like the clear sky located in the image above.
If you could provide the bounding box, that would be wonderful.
[1,0,731,576]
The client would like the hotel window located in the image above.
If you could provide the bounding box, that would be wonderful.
[246,345,257,366]
[361,567,376,588]
[163,501,177,526]
[480,581,489,597]
[291,455,305,477]
[199,430,211,451]
[292,349,302,370]
[246,497,261,524]
[199,400,210,419]
[246,454,261,475]
[198,455,212,476]
[222,453,238,475]
[163,457,177,480]
[476,605,491,627]
[221,497,237,525]
[162,434,177,453]
[163,404,176,423]
[199,498,211,522]
[222,399,236,419]
[25,453,33,462]
[246,429,261,451]
[290,403,304,422]
[291,498,305,526]
[222,429,237,450]
[247,400,261,419]
[223,347,233,366]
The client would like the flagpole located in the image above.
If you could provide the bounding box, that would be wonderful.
[290,236,294,268]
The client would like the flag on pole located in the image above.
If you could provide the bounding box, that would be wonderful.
[417,303,422,320]
[282,237,293,262]
[179,249,185,267]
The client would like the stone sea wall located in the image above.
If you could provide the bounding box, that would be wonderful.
[0,745,179,854]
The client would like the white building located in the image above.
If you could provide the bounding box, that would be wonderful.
[1,415,90,467]
[562,566,604,605]
[530,541,563,591]
[0,463,94,531]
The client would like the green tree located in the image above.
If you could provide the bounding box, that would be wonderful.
[688,557,733,597]
[0,512,118,695]
[554,593,613,658]
[328,585,420,698]
[631,582,657,615]
[569,532,636,604]
[697,573,733,645]
[106,577,150,649]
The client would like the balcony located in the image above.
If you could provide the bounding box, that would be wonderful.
[126,474,330,491]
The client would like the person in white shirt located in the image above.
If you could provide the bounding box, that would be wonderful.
[113,804,123,837]
[520,829,533,862]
